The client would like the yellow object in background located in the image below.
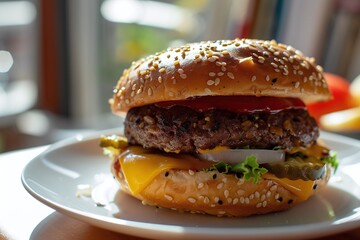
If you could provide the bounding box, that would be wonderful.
[320,107,360,131]
[350,75,360,106]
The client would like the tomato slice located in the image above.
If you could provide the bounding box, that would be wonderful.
[155,96,305,113]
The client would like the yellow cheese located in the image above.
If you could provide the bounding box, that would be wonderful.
[287,143,329,159]
[118,146,316,201]
[197,146,229,154]
[119,146,210,195]
[263,173,315,202]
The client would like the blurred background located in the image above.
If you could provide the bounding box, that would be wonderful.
[0,0,360,152]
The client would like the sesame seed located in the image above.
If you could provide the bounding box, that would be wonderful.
[275,193,279,200]
[249,194,254,200]
[240,197,245,203]
[266,75,270,81]
[224,190,229,198]
[165,194,173,201]
[180,74,187,79]
[263,51,270,56]
[188,197,196,203]
[258,56,265,63]
[256,203,262,208]
[295,82,300,88]
[227,72,234,79]
[217,72,224,76]
[271,62,278,68]
[209,72,216,77]
[197,183,204,189]
[207,80,215,86]
[316,65,323,72]
[233,198,239,205]
[260,194,266,201]
[245,197,250,204]
[251,75,257,82]
[214,78,220,86]
[227,198,232,204]
[266,191,271,198]
[208,56,216,62]
[217,182,224,189]
[218,211,226,215]
[262,201,267,207]
[237,189,245,196]
[237,179,244,185]
[221,66,226,72]
[274,69,280,72]
[159,67,165,73]
[147,88,153,96]
[270,185,277,192]
[214,196,220,202]
[204,88,212,94]
[204,197,210,204]
[188,169,195,176]
[255,191,260,198]
[195,58,202,63]
[178,69,184,74]
[158,76,162,83]
[298,70,303,75]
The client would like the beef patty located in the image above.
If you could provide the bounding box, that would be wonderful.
[124,104,319,153]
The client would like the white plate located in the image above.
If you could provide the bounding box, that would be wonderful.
[22,130,360,240]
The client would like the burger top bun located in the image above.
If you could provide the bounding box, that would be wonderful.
[110,39,330,114]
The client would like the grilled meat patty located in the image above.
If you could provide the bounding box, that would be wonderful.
[124,104,319,153]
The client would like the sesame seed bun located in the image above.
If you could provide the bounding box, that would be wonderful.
[112,159,331,217]
[110,38,330,114]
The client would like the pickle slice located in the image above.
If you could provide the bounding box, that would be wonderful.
[100,135,128,149]
[263,157,326,181]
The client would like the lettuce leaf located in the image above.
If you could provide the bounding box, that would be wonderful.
[321,151,339,173]
[204,155,268,184]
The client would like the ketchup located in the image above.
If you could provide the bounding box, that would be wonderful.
[155,96,306,113]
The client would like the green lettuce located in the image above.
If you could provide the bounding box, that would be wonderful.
[321,151,339,173]
[204,155,267,184]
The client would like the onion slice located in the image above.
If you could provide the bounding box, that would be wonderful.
[197,149,285,165]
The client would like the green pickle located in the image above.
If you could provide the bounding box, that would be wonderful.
[263,156,326,181]
[100,135,128,149]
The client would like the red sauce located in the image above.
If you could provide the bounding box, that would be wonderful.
[155,96,306,113]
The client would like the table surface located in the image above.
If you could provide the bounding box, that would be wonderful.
[1,146,360,240]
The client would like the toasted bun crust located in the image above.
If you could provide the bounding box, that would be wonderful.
[110,39,330,114]
[112,159,331,217]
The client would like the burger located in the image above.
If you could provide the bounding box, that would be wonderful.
[101,38,338,217]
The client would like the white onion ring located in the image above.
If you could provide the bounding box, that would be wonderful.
[197,149,285,164]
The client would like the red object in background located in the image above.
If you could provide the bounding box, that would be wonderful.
[307,73,356,122]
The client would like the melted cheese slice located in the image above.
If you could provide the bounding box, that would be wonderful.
[263,173,315,202]
[119,146,210,195]
[118,146,316,201]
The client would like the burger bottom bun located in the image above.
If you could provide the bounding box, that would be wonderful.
[111,160,330,217]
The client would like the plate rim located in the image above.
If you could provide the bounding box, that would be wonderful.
[21,130,360,239]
